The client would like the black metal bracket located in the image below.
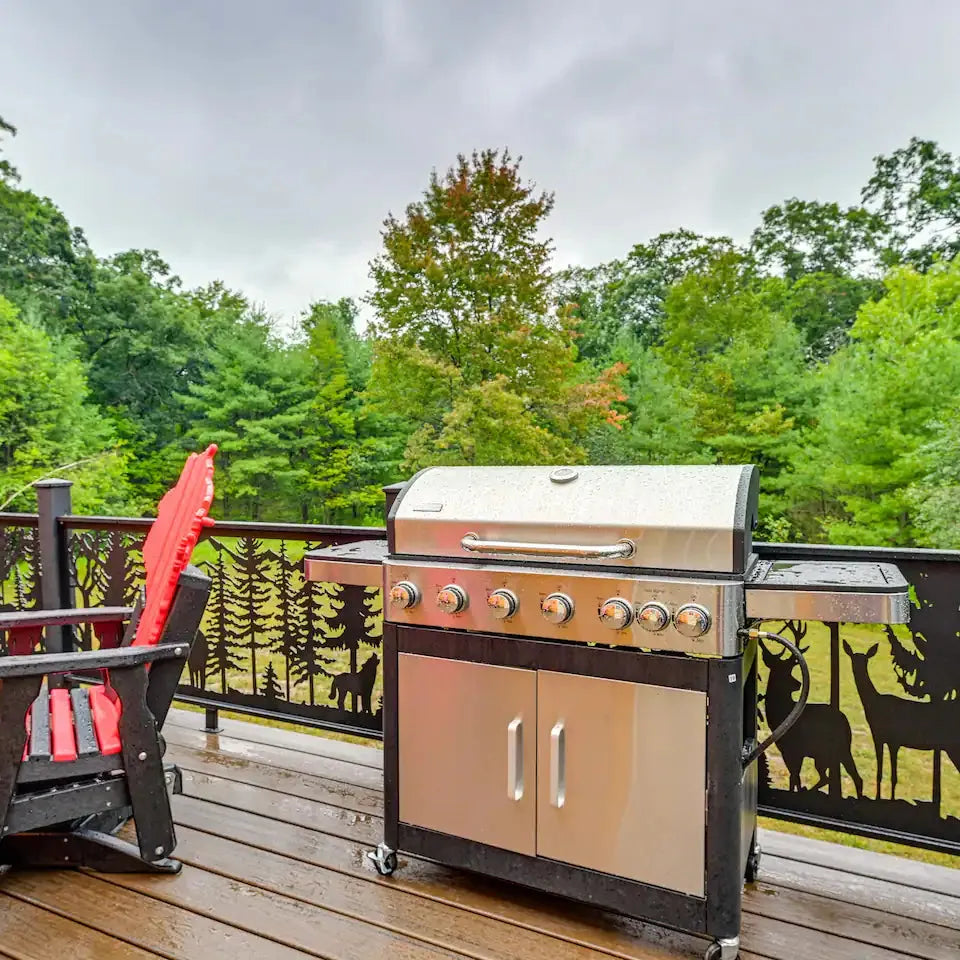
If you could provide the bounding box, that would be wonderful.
[0,828,182,874]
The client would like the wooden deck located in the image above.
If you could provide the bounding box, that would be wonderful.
[0,710,957,960]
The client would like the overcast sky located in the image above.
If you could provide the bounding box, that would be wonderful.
[3,1,960,324]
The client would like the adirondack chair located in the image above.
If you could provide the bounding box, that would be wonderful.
[0,444,216,876]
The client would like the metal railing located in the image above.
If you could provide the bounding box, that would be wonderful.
[0,486,958,854]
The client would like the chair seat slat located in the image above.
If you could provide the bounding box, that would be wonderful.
[28,688,50,760]
[49,688,78,762]
[71,687,99,757]
[89,686,122,756]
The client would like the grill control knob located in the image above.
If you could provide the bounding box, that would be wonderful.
[437,584,469,614]
[599,597,633,631]
[389,581,420,610]
[541,592,574,625]
[487,589,519,620]
[636,601,670,633]
[674,603,712,638]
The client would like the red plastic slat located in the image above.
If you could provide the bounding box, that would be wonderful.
[92,621,124,650]
[89,686,122,756]
[134,444,216,647]
[49,688,78,762]
[6,625,43,656]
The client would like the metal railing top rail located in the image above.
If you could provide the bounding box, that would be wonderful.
[57,515,387,541]
[756,541,960,563]
[0,513,39,528]
[1,507,959,562]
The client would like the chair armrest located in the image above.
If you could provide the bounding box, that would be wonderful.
[0,607,133,630]
[0,642,189,678]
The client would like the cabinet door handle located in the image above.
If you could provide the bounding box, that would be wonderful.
[507,717,524,801]
[549,721,566,808]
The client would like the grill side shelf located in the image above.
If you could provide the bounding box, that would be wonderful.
[744,560,910,623]
[304,540,387,587]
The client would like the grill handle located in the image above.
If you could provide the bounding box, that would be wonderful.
[461,533,635,560]
[507,717,524,801]
[549,721,566,808]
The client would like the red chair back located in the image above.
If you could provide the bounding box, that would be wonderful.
[133,445,217,646]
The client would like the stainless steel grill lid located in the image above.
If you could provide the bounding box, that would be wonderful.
[388,464,759,574]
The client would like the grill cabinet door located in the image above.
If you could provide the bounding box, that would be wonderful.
[398,653,537,856]
[536,671,707,895]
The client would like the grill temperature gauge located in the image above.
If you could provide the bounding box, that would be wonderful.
[487,589,519,620]
[437,584,469,614]
[674,603,711,638]
[389,581,420,610]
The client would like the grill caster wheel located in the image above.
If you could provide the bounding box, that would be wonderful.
[705,937,740,959]
[367,842,398,876]
[745,839,761,883]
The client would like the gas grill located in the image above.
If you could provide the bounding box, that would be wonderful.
[305,464,910,960]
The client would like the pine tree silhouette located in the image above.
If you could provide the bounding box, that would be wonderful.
[69,531,104,649]
[260,661,284,700]
[364,585,383,643]
[21,528,41,609]
[220,535,272,693]
[91,531,145,649]
[13,569,27,610]
[0,526,28,607]
[101,531,145,606]
[203,549,243,693]
[267,541,303,700]
[326,583,371,712]
[292,576,342,705]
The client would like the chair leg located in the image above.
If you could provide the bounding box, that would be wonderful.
[0,828,181,874]
[79,763,180,837]
[0,676,43,830]
[110,667,177,863]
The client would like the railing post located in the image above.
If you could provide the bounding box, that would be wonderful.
[34,478,75,655]
[204,707,222,734]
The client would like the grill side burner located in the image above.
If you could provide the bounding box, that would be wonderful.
[304,464,910,960]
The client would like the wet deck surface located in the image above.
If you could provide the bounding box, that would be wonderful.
[1,709,957,960]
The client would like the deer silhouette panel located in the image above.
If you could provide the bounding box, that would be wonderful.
[844,640,960,802]
[761,637,863,798]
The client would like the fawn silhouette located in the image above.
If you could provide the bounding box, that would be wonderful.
[762,628,863,797]
[844,639,960,800]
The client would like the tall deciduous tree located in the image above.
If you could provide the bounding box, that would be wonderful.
[0,295,128,512]
[556,230,742,360]
[0,115,17,183]
[367,149,624,471]
[863,138,960,268]
[750,199,888,280]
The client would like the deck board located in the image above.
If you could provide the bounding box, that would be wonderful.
[1,713,957,960]
[0,892,165,960]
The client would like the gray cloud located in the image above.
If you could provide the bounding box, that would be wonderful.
[3,0,960,324]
